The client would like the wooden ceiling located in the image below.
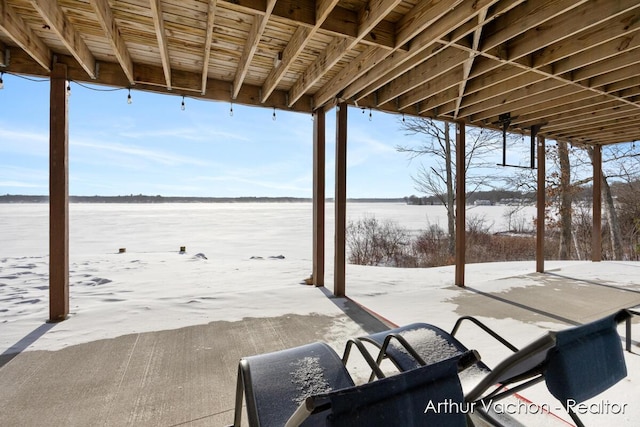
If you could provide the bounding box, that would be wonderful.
[1,0,640,145]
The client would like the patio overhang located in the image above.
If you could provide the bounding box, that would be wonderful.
[2,0,639,316]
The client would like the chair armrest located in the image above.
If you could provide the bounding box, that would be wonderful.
[451,316,519,353]
[342,338,387,381]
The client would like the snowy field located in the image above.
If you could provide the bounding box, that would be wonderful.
[0,202,637,426]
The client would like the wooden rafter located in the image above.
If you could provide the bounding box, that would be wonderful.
[232,0,275,99]
[503,0,640,61]
[315,0,472,107]
[260,0,340,103]
[221,0,395,50]
[342,0,509,103]
[377,47,469,106]
[89,0,135,85]
[367,0,582,106]
[201,0,218,95]
[398,70,463,111]
[383,0,640,123]
[287,0,402,107]
[0,0,51,71]
[453,9,488,119]
[30,0,96,78]
[149,0,171,90]
[533,9,640,68]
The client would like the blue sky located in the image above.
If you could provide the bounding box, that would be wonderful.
[0,73,430,198]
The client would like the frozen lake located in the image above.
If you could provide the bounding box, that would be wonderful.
[0,203,538,259]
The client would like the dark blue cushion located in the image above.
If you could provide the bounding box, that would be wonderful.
[243,342,355,426]
[320,352,469,427]
[545,312,627,403]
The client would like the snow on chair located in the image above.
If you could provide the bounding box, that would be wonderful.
[230,342,355,427]
[286,350,480,427]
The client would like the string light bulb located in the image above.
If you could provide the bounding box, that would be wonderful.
[272,107,276,121]
[369,108,372,121]
[0,72,5,90]
[127,88,132,104]
[402,113,405,123]
[230,102,234,117]
[66,81,71,96]
[181,96,186,111]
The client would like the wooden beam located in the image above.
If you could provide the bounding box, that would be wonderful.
[536,135,546,273]
[340,0,471,102]
[346,0,510,103]
[31,0,96,79]
[287,0,402,106]
[592,145,602,262]
[533,9,640,68]
[149,0,171,90]
[3,48,316,114]
[505,0,640,62]
[453,9,488,118]
[455,121,465,287]
[0,0,51,71]
[201,0,218,94]
[480,0,587,53]
[260,0,340,103]
[0,40,5,66]
[313,107,326,287]
[334,102,347,297]
[49,62,69,322]
[221,0,395,50]
[398,69,463,111]
[89,0,135,84]
[233,0,276,99]
[376,47,469,106]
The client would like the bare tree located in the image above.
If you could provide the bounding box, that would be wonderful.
[396,117,501,256]
[602,143,640,259]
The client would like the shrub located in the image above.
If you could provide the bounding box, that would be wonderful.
[346,216,413,266]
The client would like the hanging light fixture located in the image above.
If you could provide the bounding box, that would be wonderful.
[127,88,132,104]
[0,72,5,90]
[181,96,186,111]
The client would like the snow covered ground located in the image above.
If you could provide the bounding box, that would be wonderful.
[0,203,637,426]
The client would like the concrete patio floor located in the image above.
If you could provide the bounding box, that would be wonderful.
[1,263,639,426]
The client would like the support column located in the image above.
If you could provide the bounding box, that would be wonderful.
[592,144,602,262]
[536,135,546,273]
[334,103,347,296]
[455,122,465,287]
[312,108,326,286]
[49,62,69,322]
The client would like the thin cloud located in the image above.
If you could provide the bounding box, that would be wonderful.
[0,128,49,156]
[119,127,249,142]
[0,181,44,188]
[72,139,211,167]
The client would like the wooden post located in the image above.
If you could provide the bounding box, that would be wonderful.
[455,122,465,287]
[536,135,546,273]
[334,103,347,297]
[49,62,69,322]
[312,108,326,287]
[592,144,602,262]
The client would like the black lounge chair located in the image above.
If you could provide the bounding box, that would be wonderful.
[466,309,631,427]
[343,320,498,381]
[286,350,480,427]
[230,342,355,427]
